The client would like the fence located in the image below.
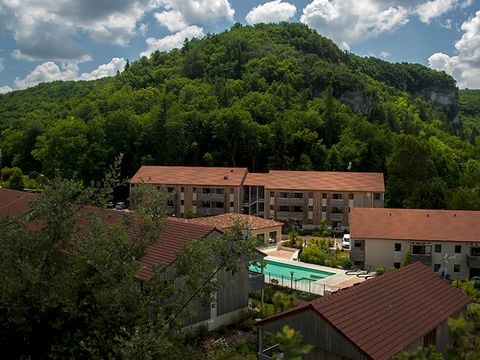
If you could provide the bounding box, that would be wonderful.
[259,270,340,296]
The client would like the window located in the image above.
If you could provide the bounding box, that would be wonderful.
[423,329,436,347]
[180,187,185,193]
[293,206,303,212]
[192,200,197,206]
[230,188,234,195]
[349,193,354,200]
[201,201,210,208]
[454,264,461,273]
[394,262,400,269]
[279,206,289,212]
[229,201,234,208]
[202,188,211,194]
[322,193,327,199]
[256,233,265,243]
[354,240,362,248]
[180,212,184,217]
[455,245,462,254]
[214,188,224,195]
[374,193,381,200]
[193,187,197,192]
[411,245,431,255]
[322,206,327,212]
[434,244,441,253]
[270,205,274,211]
[434,264,441,272]
[331,207,342,214]
[394,243,401,252]
[308,219,313,224]
[167,200,174,207]
[270,191,274,197]
[213,201,224,208]
[180,200,184,205]
[167,186,174,193]
[333,193,343,199]
[308,206,313,211]
[308,192,313,198]
[269,231,277,243]
[294,192,303,198]
[279,192,288,198]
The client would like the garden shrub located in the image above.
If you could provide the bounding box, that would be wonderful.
[375,267,385,275]
[341,259,353,269]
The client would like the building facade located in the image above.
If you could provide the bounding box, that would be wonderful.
[350,208,480,280]
[131,166,385,231]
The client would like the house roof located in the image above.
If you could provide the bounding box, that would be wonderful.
[0,188,38,218]
[258,262,470,360]
[244,171,385,192]
[350,208,480,242]
[0,189,219,281]
[130,166,248,186]
[178,213,283,231]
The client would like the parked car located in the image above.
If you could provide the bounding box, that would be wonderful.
[115,201,127,210]
[106,201,115,209]
[342,234,351,249]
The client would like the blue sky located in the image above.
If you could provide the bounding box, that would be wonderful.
[0,0,478,93]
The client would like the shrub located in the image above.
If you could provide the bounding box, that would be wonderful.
[375,267,385,275]
[299,246,326,265]
[272,292,294,312]
[341,259,353,269]
[386,267,396,272]
[324,259,333,267]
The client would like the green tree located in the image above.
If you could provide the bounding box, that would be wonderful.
[274,326,313,360]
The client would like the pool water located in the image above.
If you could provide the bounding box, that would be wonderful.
[249,260,334,281]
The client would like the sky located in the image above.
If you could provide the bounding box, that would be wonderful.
[0,0,479,94]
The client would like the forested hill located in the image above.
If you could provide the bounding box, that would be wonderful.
[1,22,479,209]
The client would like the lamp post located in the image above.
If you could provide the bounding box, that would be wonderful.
[290,271,294,289]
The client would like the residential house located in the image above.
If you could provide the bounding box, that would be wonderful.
[178,213,283,245]
[130,166,385,231]
[0,188,259,330]
[257,262,470,360]
[130,166,248,217]
[244,170,384,230]
[350,208,480,280]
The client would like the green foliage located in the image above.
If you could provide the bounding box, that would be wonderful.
[272,292,294,312]
[0,22,477,209]
[447,305,480,360]
[375,267,385,275]
[402,250,412,267]
[393,346,443,360]
[452,280,480,303]
[274,326,313,360]
[341,258,353,270]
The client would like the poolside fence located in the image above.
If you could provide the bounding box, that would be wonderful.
[260,270,340,296]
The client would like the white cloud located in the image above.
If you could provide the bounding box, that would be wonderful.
[139,23,149,37]
[415,0,456,24]
[154,10,188,32]
[245,1,296,25]
[0,0,160,61]
[0,85,13,94]
[14,58,126,89]
[380,51,391,59]
[140,26,205,57]
[300,0,410,48]
[428,11,480,88]
[0,58,4,72]
[159,0,235,26]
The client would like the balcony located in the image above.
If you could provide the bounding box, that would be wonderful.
[197,193,225,201]
[349,248,365,262]
[329,213,343,222]
[467,254,480,268]
[196,208,225,216]
[330,199,344,207]
[276,211,303,221]
[411,254,432,266]
[277,197,304,206]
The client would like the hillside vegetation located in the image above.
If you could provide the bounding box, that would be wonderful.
[1,22,479,209]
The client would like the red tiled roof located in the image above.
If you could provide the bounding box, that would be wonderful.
[0,188,38,218]
[244,171,385,192]
[351,208,480,242]
[73,207,219,280]
[178,213,283,230]
[130,166,248,186]
[259,262,470,360]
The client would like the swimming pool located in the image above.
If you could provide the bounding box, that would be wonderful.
[249,260,334,282]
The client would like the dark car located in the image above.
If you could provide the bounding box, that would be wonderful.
[115,201,127,210]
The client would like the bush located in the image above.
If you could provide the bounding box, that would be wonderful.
[272,292,294,312]
[299,246,326,265]
[375,267,385,275]
[324,259,333,267]
[341,259,353,269]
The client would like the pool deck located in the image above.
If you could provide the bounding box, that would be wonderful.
[261,248,367,295]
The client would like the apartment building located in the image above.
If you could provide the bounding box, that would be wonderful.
[130,166,248,217]
[350,208,480,280]
[244,170,384,230]
[131,167,385,230]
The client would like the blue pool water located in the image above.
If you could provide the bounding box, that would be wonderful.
[249,260,334,281]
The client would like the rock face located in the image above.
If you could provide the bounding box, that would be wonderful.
[339,90,376,117]
[416,87,460,123]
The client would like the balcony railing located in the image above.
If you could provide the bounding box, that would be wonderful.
[277,197,304,206]
[330,199,344,207]
[467,255,480,268]
[276,211,303,221]
[197,193,225,201]
[411,254,432,266]
[329,213,343,222]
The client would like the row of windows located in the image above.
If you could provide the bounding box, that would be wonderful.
[394,243,462,253]
[434,263,461,273]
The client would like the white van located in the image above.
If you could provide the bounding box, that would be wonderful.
[342,234,350,249]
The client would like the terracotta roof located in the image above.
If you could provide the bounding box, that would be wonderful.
[0,188,38,218]
[259,262,470,360]
[178,213,283,230]
[131,166,248,186]
[244,171,385,192]
[351,208,480,242]
[73,207,219,280]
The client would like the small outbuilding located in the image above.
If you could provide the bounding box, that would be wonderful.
[257,262,470,360]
